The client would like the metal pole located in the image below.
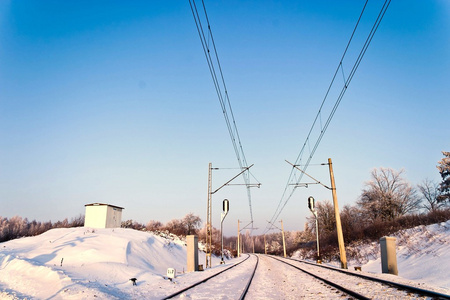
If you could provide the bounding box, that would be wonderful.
[280,220,287,258]
[206,163,212,268]
[220,199,229,264]
[212,164,254,194]
[264,234,267,254]
[221,219,224,263]
[328,158,347,269]
[315,213,320,260]
[237,220,240,257]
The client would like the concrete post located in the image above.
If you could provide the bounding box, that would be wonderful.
[380,236,398,275]
[187,235,199,272]
[280,219,287,258]
[237,220,240,257]
[328,158,347,269]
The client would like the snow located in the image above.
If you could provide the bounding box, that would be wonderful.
[1,221,449,299]
[0,228,224,299]
[348,220,450,290]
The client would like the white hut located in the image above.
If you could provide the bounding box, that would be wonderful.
[84,203,124,228]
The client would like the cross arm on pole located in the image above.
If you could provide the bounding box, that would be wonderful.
[240,221,256,232]
[211,164,254,194]
[285,160,331,190]
[266,220,281,231]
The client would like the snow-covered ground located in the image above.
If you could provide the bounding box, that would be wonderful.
[0,227,225,299]
[293,220,450,291]
[353,220,450,290]
[0,221,449,299]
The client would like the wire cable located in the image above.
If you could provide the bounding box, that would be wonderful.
[265,0,391,233]
[189,0,257,226]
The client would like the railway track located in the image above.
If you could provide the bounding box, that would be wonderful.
[161,254,258,299]
[161,254,449,299]
[268,255,450,299]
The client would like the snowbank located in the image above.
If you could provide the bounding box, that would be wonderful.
[293,220,450,290]
[358,220,450,289]
[0,227,220,299]
[1,221,449,298]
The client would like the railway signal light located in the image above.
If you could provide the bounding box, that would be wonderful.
[221,199,230,264]
[222,199,229,218]
[308,196,320,262]
[308,196,315,212]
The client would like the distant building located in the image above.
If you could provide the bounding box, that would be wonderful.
[84,203,124,228]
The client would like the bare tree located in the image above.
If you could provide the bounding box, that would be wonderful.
[146,220,163,232]
[418,179,447,211]
[0,215,85,243]
[340,204,366,241]
[70,214,85,227]
[357,168,420,222]
[294,228,315,245]
[306,200,335,236]
[437,151,450,203]
[53,218,69,228]
[182,213,202,236]
[164,219,185,236]
[121,219,134,228]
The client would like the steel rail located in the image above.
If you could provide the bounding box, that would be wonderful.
[162,254,257,299]
[238,254,259,300]
[267,255,370,300]
[286,257,450,299]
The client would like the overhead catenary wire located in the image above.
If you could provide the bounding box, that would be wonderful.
[189,0,257,226]
[265,0,391,233]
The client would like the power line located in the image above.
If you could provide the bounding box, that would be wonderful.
[189,0,257,225]
[265,0,391,233]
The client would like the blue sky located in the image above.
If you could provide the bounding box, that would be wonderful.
[1,0,449,236]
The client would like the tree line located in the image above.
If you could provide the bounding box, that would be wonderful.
[0,215,84,243]
[308,152,449,235]
[121,212,202,237]
[223,151,450,259]
[0,212,203,244]
[295,151,450,260]
[2,152,449,261]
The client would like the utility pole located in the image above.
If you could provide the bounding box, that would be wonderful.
[266,220,286,258]
[206,163,213,268]
[328,158,347,269]
[264,234,267,254]
[308,196,320,262]
[220,199,229,264]
[237,219,240,257]
[280,220,287,258]
[206,164,254,268]
[286,159,347,269]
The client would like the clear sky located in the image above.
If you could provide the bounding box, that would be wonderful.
[1,1,449,236]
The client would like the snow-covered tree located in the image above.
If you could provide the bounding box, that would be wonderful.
[357,168,420,222]
[437,151,450,203]
[268,240,282,253]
